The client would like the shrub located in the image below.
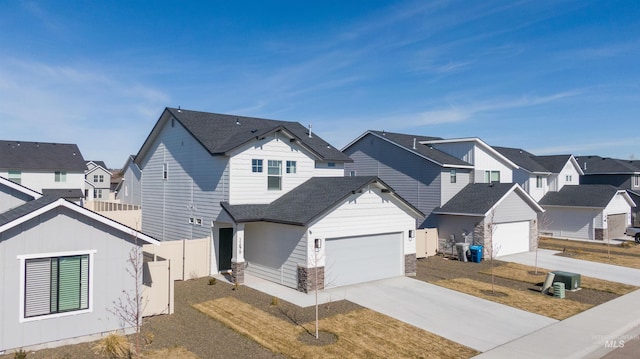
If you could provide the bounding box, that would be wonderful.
[14,349,27,359]
[93,332,131,358]
[208,277,217,285]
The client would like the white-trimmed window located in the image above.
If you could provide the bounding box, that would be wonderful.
[252,159,263,173]
[536,176,543,188]
[19,251,95,321]
[566,175,572,182]
[268,160,282,190]
[8,170,21,184]
[349,170,356,177]
[634,175,639,187]
[328,162,336,167]
[485,170,500,183]
[450,169,457,183]
[55,171,67,182]
[94,189,103,199]
[163,163,168,180]
[286,161,297,174]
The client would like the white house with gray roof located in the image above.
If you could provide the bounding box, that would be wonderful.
[84,160,112,201]
[0,140,86,203]
[134,108,423,291]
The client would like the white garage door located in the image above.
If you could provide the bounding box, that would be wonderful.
[492,221,530,256]
[324,232,403,288]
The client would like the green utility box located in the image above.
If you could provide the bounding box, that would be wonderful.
[551,271,581,291]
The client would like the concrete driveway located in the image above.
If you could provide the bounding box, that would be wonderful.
[326,277,556,352]
[498,249,640,286]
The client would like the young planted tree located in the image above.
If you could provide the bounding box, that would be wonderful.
[476,210,501,294]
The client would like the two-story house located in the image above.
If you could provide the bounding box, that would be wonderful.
[134,108,423,291]
[0,140,85,203]
[343,131,543,257]
[114,155,142,206]
[494,147,582,201]
[84,160,112,201]
[577,155,640,227]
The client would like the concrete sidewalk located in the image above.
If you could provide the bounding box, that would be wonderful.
[498,249,640,286]
[473,288,640,358]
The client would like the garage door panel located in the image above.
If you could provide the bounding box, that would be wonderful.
[493,221,530,257]
[607,213,626,240]
[325,232,402,288]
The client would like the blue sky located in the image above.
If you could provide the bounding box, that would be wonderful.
[1,1,639,168]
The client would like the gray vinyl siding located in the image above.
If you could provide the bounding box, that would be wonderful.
[493,191,538,223]
[437,215,480,245]
[441,169,471,206]
[140,120,229,242]
[119,163,142,205]
[343,134,441,228]
[0,185,33,213]
[0,207,140,352]
[243,223,307,289]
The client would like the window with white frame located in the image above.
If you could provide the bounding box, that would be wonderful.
[484,170,500,183]
[8,170,21,184]
[349,170,356,177]
[268,160,282,190]
[635,175,640,187]
[55,171,67,182]
[566,175,572,182]
[450,169,457,183]
[536,176,543,188]
[94,189,103,199]
[252,159,263,173]
[162,163,168,180]
[21,252,92,319]
[286,160,297,174]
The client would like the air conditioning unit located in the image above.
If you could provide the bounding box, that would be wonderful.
[551,271,581,290]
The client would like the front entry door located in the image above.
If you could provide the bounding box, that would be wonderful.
[218,228,233,271]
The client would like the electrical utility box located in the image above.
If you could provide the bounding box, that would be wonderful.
[551,271,581,290]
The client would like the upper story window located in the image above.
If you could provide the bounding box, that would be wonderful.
[536,176,543,188]
[252,159,263,173]
[484,170,500,183]
[20,252,92,320]
[634,175,640,187]
[8,170,21,185]
[55,171,67,182]
[163,163,168,180]
[328,162,336,167]
[268,160,282,190]
[566,175,573,182]
[92,174,104,183]
[286,161,297,174]
[349,170,356,177]
[450,169,457,183]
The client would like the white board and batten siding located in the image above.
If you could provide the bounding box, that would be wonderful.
[140,119,228,242]
[243,222,307,289]
[0,207,140,352]
[0,171,85,194]
[603,193,632,227]
[227,132,318,205]
[308,187,417,287]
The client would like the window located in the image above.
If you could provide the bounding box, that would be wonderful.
[162,163,168,180]
[286,161,297,174]
[99,175,104,183]
[55,171,67,182]
[536,176,543,188]
[188,217,195,224]
[252,159,263,173]
[328,162,336,167]
[22,253,91,319]
[566,175,572,182]
[195,218,203,226]
[450,169,457,183]
[349,170,356,177]
[94,189,103,199]
[268,160,282,190]
[8,170,21,185]
[484,170,500,183]
[635,175,640,187]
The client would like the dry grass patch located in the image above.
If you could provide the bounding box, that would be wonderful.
[434,277,592,320]
[486,262,638,295]
[561,251,640,269]
[194,297,479,359]
[540,238,640,256]
[142,346,200,359]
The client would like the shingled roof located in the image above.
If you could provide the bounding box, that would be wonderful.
[137,108,351,163]
[493,147,550,173]
[0,140,86,171]
[539,184,624,208]
[221,176,423,226]
[576,156,640,174]
[434,183,542,216]
[345,130,472,168]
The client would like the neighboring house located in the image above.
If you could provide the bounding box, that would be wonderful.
[539,184,635,241]
[0,176,159,353]
[434,183,544,256]
[494,147,582,201]
[114,155,142,206]
[0,140,86,202]
[577,155,640,226]
[134,108,421,290]
[84,160,112,201]
[342,131,542,256]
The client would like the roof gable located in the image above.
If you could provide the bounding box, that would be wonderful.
[221,176,423,226]
[0,176,42,200]
[0,196,158,244]
[0,140,87,171]
[434,183,543,216]
[421,138,519,169]
[135,108,351,166]
[342,130,473,168]
[539,184,630,208]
